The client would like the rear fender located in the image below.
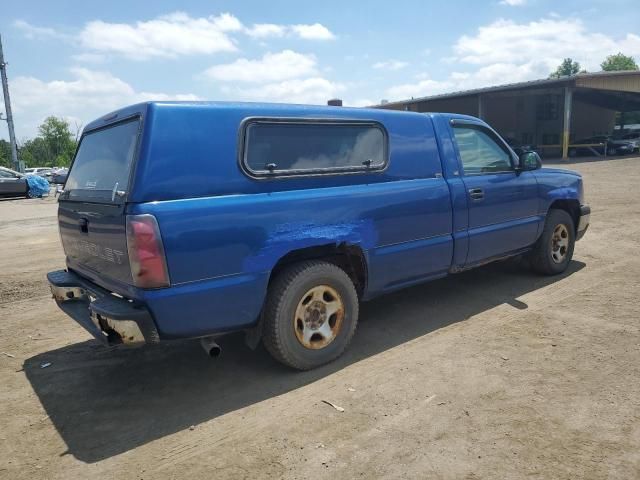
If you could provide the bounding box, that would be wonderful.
[244,219,377,274]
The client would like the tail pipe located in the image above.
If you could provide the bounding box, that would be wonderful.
[200,336,222,358]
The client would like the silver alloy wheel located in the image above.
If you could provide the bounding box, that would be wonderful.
[293,285,344,349]
[550,224,570,263]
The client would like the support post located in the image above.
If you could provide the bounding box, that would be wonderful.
[477,94,484,119]
[561,86,573,160]
[0,35,19,171]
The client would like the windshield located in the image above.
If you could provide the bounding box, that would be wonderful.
[1,167,23,178]
[65,118,140,202]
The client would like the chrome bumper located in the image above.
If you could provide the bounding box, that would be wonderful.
[577,205,590,241]
[47,270,160,346]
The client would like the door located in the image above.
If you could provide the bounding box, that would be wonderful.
[451,122,539,265]
[0,169,27,196]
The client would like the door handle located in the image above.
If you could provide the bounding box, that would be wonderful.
[78,218,89,234]
[468,188,484,200]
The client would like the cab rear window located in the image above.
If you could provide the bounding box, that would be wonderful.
[64,118,140,202]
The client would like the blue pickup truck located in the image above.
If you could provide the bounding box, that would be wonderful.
[48,102,590,370]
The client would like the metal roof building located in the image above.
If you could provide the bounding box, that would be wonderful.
[374,71,640,159]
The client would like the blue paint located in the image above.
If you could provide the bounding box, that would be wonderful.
[52,101,589,340]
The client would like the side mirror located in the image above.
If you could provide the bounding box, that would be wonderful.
[518,151,542,171]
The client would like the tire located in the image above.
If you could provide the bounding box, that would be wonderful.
[529,209,575,275]
[262,260,359,370]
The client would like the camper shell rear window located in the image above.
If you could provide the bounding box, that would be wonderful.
[64,117,141,202]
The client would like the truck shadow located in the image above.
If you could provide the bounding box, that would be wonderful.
[24,259,585,463]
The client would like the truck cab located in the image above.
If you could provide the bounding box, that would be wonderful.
[48,102,590,370]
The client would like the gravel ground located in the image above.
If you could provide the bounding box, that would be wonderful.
[0,157,639,479]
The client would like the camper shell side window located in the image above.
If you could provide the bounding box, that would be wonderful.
[240,118,389,178]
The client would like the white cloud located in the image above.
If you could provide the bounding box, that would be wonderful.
[16,14,336,61]
[345,98,376,108]
[13,19,67,40]
[245,23,286,38]
[206,49,341,105]
[203,50,317,83]
[244,22,336,40]
[386,77,455,100]
[500,0,526,6]
[79,12,242,59]
[223,77,344,105]
[385,17,640,101]
[373,60,409,71]
[1,68,200,138]
[453,18,640,70]
[291,23,336,40]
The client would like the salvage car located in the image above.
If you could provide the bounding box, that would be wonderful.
[615,132,640,153]
[48,102,590,370]
[0,166,28,198]
[50,167,68,184]
[569,135,635,157]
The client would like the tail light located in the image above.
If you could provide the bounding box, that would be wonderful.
[126,214,170,288]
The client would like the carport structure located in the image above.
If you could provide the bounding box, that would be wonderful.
[375,71,640,159]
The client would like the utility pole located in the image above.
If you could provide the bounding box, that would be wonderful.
[0,34,20,172]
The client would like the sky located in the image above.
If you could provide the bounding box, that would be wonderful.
[1,0,639,140]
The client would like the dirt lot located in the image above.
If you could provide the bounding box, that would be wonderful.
[0,157,639,480]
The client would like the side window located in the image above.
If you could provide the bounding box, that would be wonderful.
[0,170,14,178]
[452,125,513,175]
[242,120,388,176]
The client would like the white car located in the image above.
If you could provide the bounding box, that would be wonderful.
[619,133,640,152]
[24,167,53,175]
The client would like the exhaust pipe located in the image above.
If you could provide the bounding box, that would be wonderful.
[200,337,222,358]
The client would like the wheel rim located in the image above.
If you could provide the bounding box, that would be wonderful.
[293,285,344,350]
[550,224,570,264]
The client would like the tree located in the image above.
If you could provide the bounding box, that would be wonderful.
[21,116,78,167]
[601,53,639,72]
[549,58,583,78]
[0,139,11,168]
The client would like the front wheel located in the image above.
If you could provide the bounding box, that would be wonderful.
[528,209,575,275]
[262,261,359,370]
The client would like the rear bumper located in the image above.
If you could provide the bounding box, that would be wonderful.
[47,269,160,346]
[577,204,590,241]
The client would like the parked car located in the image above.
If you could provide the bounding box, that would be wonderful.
[0,166,28,197]
[615,132,640,153]
[51,168,68,184]
[503,137,538,156]
[48,102,590,370]
[24,167,55,179]
[569,136,635,157]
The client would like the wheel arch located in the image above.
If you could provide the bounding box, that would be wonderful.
[548,199,580,234]
[269,243,368,298]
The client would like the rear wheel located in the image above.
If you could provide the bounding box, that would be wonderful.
[262,261,359,370]
[529,209,575,275]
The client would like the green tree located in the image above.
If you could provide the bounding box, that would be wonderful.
[19,137,50,168]
[21,116,78,167]
[549,58,583,78]
[0,139,11,168]
[601,53,639,71]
